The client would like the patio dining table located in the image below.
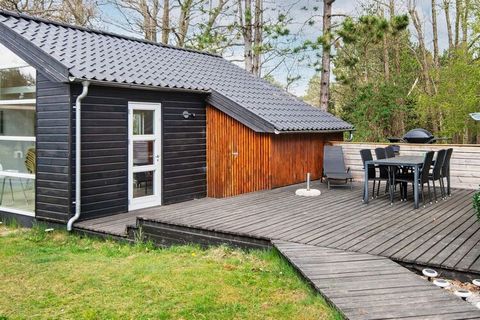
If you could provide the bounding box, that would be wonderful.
[363,155,425,209]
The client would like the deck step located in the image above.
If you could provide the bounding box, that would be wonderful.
[274,240,480,320]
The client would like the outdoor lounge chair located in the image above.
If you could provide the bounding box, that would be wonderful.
[323,146,353,190]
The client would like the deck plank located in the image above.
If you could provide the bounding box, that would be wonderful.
[274,241,480,320]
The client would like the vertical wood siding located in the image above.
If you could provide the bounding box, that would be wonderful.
[207,106,271,198]
[70,85,206,220]
[270,133,343,188]
[270,134,324,187]
[207,105,344,198]
[35,73,72,222]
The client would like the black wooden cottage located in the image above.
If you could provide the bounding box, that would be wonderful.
[0,10,352,228]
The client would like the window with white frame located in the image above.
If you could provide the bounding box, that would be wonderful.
[0,43,36,215]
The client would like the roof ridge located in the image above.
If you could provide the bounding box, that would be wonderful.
[0,9,222,58]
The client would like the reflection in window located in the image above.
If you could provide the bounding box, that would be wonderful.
[0,43,36,214]
[133,171,153,198]
[0,105,35,136]
[0,66,36,101]
[0,176,35,212]
[133,110,153,135]
[133,141,154,166]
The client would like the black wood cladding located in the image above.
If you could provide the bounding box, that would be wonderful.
[69,84,207,221]
[35,73,72,222]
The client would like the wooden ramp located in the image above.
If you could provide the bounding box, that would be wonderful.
[274,241,480,320]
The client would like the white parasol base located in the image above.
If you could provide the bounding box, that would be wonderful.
[295,188,321,197]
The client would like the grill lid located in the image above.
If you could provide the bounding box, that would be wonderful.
[402,128,434,143]
[403,128,434,139]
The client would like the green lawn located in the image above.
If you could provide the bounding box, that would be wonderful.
[0,225,342,320]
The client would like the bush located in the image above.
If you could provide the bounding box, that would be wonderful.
[474,187,480,221]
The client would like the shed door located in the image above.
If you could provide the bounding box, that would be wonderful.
[128,102,162,210]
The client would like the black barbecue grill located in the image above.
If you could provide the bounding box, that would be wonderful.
[388,128,449,144]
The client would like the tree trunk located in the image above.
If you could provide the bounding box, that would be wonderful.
[390,0,401,75]
[381,9,390,81]
[151,0,159,42]
[411,8,432,95]
[462,0,469,44]
[139,0,158,42]
[382,35,390,81]
[319,0,334,112]
[239,0,254,74]
[410,4,438,132]
[443,0,454,51]
[161,0,169,44]
[389,1,404,136]
[455,0,461,47]
[431,0,439,66]
[176,0,193,47]
[252,0,262,77]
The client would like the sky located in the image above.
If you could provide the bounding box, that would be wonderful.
[97,0,452,97]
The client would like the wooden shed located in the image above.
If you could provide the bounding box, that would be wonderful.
[206,106,343,197]
[0,10,353,227]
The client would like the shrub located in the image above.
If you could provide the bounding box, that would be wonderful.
[474,187,480,221]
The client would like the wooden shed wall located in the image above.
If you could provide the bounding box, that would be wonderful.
[206,106,271,198]
[271,133,340,188]
[206,105,343,198]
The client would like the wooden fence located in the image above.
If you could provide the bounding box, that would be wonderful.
[331,142,480,190]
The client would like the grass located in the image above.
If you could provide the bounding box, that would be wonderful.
[0,224,342,320]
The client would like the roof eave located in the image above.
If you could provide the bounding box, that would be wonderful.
[0,20,70,82]
[207,91,276,133]
[69,77,210,94]
[274,128,355,134]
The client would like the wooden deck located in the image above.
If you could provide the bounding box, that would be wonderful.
[275,241,480,320]
[124,182,480,276]
[76,181,480,276]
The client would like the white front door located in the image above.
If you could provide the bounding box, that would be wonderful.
[128,102,162,210]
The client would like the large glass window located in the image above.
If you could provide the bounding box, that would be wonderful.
[0,44,36,215]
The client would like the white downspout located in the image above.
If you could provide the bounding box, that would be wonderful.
[67,81,90,231]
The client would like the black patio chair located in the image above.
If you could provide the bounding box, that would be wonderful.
[385,145,396,158]
[388,144,400,155]
[430,149,447,202]
[360,149,382,198]
[441,148,453,197]
[374,148,391,197]
[323,146,353,190]
[396,151,435,206]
